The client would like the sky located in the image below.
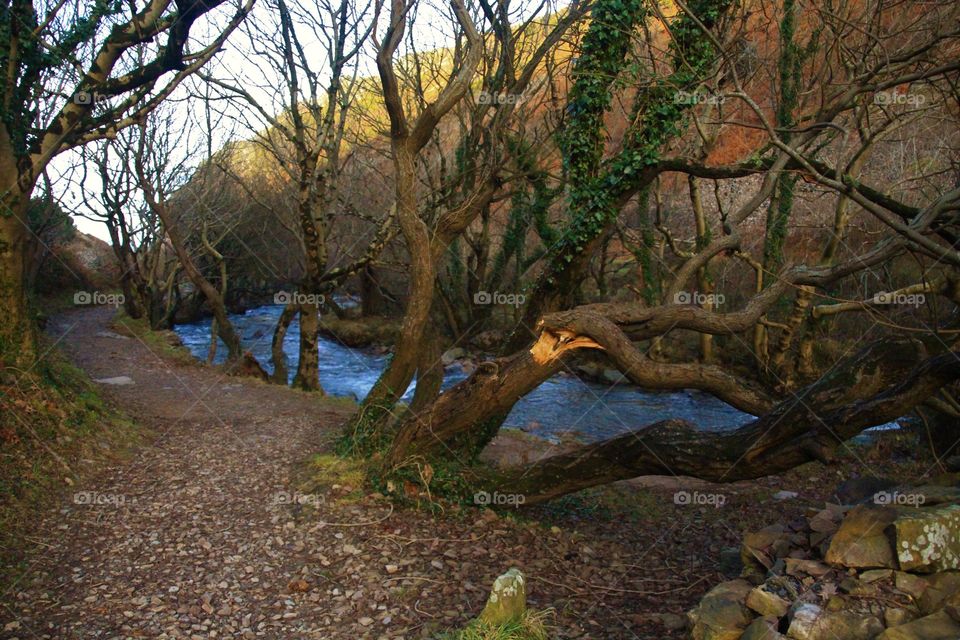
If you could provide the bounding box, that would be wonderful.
[56,0,536,244]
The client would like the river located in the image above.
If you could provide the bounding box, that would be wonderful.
[174,305,899,443]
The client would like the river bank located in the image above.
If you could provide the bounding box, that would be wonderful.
[1,307,933,640]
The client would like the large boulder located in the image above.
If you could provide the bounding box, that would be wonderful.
[892,504,960,573]
[825,505,898,569]
[687,579,754,640]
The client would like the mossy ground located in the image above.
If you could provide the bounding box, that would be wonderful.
[110,311,198,366]
[0,347,140,591]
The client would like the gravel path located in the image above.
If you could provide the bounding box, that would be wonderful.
[1,307,801,639]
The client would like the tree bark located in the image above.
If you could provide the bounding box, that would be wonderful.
[503,338,960,504]
[270,302,297,384]
[0,194,35,368]
[293,301,323,393]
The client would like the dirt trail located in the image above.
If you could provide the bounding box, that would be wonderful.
[0,307,798,639]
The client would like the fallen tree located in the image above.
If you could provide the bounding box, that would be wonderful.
[503,338,960,504]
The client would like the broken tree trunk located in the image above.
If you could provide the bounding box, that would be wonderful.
[502,338,960,504]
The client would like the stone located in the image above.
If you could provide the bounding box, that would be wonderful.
[784,559,830,578]
[746,584,791,618]
[808,507,843,533]
[479,568,526,626]
[441,348,467,365]
[739,616,785,640]
[894,572,928,599]
[876,610,960,639]
[917,572,960,615]
[905,485,960,507]
[825,505,898,569]
[651,613,687,631]
[719,547,743,578]
[839,576,877,596]
[884,607,918,628]
[859,569,893,583]
[945,591,960,623]
[773,491,799,501]
[787,604,884,640]
[891,504,960,572]
[743,526,790,577]
[601,368,627,384]
[93,375,135,385]
[687,579,753,640]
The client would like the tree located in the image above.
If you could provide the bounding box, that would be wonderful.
[132,109,247,362]
[363,0,960,502]
[77,133,179,328]
[0,0,253,368]
[203,0,399,390]
[347,0,588,446]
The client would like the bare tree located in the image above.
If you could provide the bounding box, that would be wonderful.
[0,0,253,368]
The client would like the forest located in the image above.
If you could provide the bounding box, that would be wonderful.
[1,0,959,638]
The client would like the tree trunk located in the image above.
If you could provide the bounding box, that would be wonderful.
[360,264,386,316]
[387,290,800,465]
[154,209,243,361]
[292,302,323,393]
[0,136,36,368]
[409,332,443,415]
[503,338,960,504]
[358,146,436,421]
[270,302,297,384]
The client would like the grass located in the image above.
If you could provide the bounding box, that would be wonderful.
[298,453,370,505]
[0,348,141,592]
[438,609,553,640]
[110,311,198,366]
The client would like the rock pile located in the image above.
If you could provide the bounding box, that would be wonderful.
[688,480,960,640]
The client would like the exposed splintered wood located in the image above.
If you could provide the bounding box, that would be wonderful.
[501,338,960,505]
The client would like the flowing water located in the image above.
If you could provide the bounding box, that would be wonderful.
[174,305,899,443]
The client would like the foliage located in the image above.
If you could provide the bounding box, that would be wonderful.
[438,609,552,640]
[26,197,75,243]
[0,1,124,157]
[543,0,732,291]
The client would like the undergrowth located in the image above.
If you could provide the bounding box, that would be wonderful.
[110,311,197,365]
[0,349,140,592]
[437,609,552,640]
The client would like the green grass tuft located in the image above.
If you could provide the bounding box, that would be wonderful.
[438,609,553,640]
